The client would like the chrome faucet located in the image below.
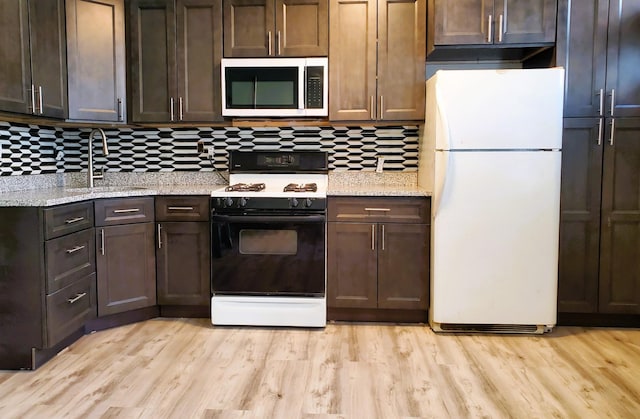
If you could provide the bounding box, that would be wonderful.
[88,128,109,188]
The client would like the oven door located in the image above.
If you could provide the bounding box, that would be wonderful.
[211,214,325,297]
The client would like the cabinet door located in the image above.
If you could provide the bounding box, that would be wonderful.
[275,0,328,56]
[377,223,429,310]
[96,223,156,316]
[605,0,640,118]
[327,222,378,308]
[177,0,223,121]
[495,0,557,44]
[157,222,211,305]
[557,118,603,313]
[28,0,67,118]
[432,0,492,45]
[0,0,32,114]
[377,0,425,120]
[599,118,640,314]
[223,0,274,57]
[556,0,608,118]
[129,0,176,123]
[328,0,377,120]
[67,0,126,122]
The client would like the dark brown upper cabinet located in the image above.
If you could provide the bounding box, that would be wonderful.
[0,0,67,118]
[556,0,640,118]
[223,0,328,57]
[66,0,126,122]
[129,0,223,122]
[430,0,557,46]
[329,0,426,121]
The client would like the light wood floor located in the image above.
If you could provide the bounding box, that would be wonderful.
[1,319,639,418]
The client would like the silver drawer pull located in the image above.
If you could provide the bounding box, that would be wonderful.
[66,245,86,254]
[364,208,391,212]
[67,292,87,304]
[113,208,140,214]
[168,206,194,211]
[65,216,85,224]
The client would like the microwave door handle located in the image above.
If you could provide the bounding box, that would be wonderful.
[253,76,257,109]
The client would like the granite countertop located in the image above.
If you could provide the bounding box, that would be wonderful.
[0,171,431,207]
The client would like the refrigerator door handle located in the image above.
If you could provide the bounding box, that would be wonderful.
[433,150,449,217]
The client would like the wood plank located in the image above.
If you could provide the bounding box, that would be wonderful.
[0,319,639,417]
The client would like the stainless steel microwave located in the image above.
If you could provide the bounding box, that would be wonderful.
[221,57,328,117]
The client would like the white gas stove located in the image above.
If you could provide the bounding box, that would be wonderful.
[210,151,328,328]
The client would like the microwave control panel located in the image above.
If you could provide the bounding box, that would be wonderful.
[305,66,324,109]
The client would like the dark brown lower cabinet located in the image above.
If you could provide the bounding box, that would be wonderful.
[96,223,157,316]
[156,221,210,305]
[559,117,640,318]
[327,196,430,322]
[0,202,96,370]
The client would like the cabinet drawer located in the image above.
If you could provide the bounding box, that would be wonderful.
[46,274,96,348]
[155,196,210,222]
[45,228,96,294]
[43,201,94,240]
[328,197,430,223]
[95,197,155,226]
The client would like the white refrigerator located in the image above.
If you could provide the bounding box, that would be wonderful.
[418,68,565,334]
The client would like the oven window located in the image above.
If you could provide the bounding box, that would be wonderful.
[239,229,298,255]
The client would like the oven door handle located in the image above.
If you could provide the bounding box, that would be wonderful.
[211,214,326,224]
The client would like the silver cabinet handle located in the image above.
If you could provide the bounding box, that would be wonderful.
[170,97,175,121]
[365,207,391,212]
[38,86,43,114]
[157,223,162,249]
[370,96,375,120]
[268,31,272,56]
[597,118,603,146]
[277,31,281,56]
[29,84,36,114]
[67,292,87,304]
[381,224,385,250]
[65,216,85,224]
[610,89,616,117]
[498,14,504,43]
[113,208,140,214]
[371,224,375,250]
[597,88,604,116]
[179,97,184,121]
[168,206,194,211]
[487,14,493,43]
[379,96,384,120]
[609,119,615,146]
[100,229,105,255]
[117,98,123,121]
[66,245,86,254]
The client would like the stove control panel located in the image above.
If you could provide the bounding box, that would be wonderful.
[212,197,326,212]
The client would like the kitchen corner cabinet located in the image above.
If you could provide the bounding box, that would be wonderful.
[223,0,328,57]
[327,197,430,318]
[329,0,425,121]
[429,0,556,48]
[66,0,126,122]
[0,0,67,118]
[95,198,156,317]
[556,0,640,118]
[129,0,223,123]
[156,196,211,306]
[558,118,640,314]
[0,201,96,370]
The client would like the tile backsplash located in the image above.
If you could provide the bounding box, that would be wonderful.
[0,121,419,176]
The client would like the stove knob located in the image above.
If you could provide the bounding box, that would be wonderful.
[224,197,234,207]
[290,198,299,208]
[239,197,248,207]
[304,198,313,208]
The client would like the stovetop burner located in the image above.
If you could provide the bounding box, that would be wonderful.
[283,183,318,192]
[225,183,266,192]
